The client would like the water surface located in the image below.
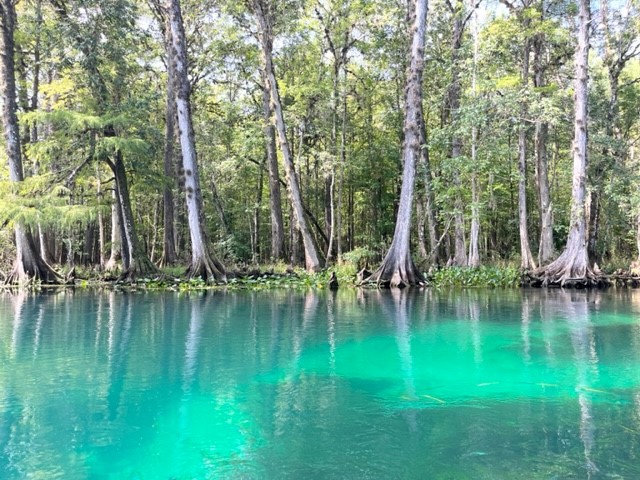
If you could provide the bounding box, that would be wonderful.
[1,288,640,479]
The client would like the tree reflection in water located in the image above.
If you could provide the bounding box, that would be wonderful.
[1,289,640,478]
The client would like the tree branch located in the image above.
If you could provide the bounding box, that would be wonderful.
[498,0,516,13]
[445,0,454,13]
[462,0,483,28]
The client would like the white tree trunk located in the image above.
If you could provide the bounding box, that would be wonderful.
[168,0,225,281]
[1,0,59,284]
[468,3,480,267]
[537,0,593,286]
[261,72,285,261]
[105,191,122,271]
[518,40,536,270]
[366,0,428,287]
[160,12,178,267]
[253,0,321,272]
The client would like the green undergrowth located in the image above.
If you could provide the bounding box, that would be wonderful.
[70,263,359,292]
[3,263,522,291]
[427,265,522,288]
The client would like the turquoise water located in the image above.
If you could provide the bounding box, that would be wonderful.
[1,288,640,479]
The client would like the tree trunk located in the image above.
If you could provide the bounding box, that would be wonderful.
[96,165,107,269]
[448,13,467,266]
[533,29,554,265]
[82,222,96,265]
[536,120,554,264]
[468,6,480,267]
[1,0,60,285]
[536,0,593,286]
[261,73,285,261]
[160,13,178,267]
[325,63,340,264]
[417,200,429,260]
[326,167,336,264]
[252,159,264,263]
[590,0,627,263]
[636,213,640,263]
[253,0,321,272]
[518,39,536,270]
[365,0,428,288]
[168,0,225,281]
[210,177,230,236]
[108,152,157,279]
[418,100,440,265]
[150,202,159,263]
[32,0,50,264]
[336,70,348,259]
[105,190,123,272]
[468,138,480,267]
[30,0,42,145]
[316,5,353,263]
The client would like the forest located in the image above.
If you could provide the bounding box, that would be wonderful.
[0,0,639,287]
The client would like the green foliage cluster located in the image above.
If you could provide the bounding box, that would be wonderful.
[62,263,524,291]
[428,266,522,288]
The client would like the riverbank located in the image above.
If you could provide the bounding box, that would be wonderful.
[3,262,637,291]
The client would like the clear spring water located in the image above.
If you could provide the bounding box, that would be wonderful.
[1,288,640,479]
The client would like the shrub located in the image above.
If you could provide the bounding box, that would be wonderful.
[428,265,521,288]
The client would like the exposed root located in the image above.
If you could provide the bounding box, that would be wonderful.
[118,256,159,282]
[356,267,371,284]
[526,246,608,288]
[361,255,426,288]
[186,254,226,283]
[5,258,63,286]
[104,258,121,274]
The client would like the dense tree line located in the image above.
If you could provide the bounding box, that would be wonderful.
[1,0,639,285]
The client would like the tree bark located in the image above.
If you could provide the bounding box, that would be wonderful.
[30,0,42,145]
[168,0,225,281]
[160,12,178,267]
[417,200,429,260]
[448,12,467,266]
[590,0,630,264]
[535,0,593,286]
[365,0,428,288]
[252,159,264,263]
[316,5,353,264]
[31,0,50,264]
[418,109,440,264]
[325,68,337,262]
[261,72,285,261]
[1,0,60,285]
[535,119,554,264]
[253,0,321,272]
[105,190,123,272]
[97,192,106,269]
[336,70,348,259]
[533,26,554,265]
[518,38,536,270]
[107,152,157,279]
[636,212,640,263]
[468,5,480,267]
